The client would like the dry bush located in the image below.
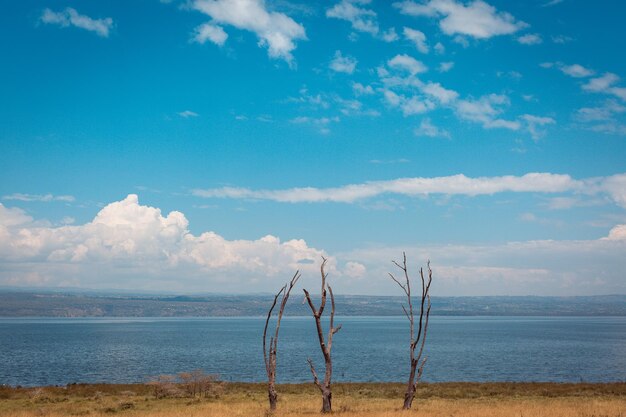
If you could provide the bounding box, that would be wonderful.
[147,375,182,399]
[180,370,224,399]
[147,371,223,400]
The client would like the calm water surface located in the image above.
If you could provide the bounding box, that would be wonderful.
[1,316,625,386]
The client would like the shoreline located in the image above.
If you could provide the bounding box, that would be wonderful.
[2,382,624,416]
[3,381,626,395]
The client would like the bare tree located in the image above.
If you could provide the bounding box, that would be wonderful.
[388,252,432,410]
[263,271,301,411]
[303,257,341,413]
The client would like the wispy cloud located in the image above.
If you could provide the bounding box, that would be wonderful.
[178,110,199,118]
[191,172,619,204]
[40,8,113,37]
[582,73,626,101]
[403,27,429,53]
[517,33,542,45]
[3,193,75,203]
[326,0,397,41]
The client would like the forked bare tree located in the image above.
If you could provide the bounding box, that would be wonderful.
[389,252,432,410]
[263,271,301,411]
[303,257,341,413]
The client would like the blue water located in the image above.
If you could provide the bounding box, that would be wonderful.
[0,316,625,386]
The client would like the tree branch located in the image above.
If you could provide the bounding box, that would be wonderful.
[307,358,322,390]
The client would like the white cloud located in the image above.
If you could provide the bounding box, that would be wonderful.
[3,197,626,295]
[191,0,306,64]
[455,94,520,130]
[606,224,626,240]
[394,0,526,39]
[0,195,329,292]
[387,54,428,75]
[192,22,228,46]
[3,193,75,203]
[575,100,626,136]
[560,63,594,78]
[178,110,199,118]
[343,232,626,296]
[381,27,400,42]
[434,41,445,54]
[352,82,375,95]
[383,90,435,116]
[343,261,367,278]
[403,27,429,53]
[0,204,33,227]
[438,61,454,72]
[326,0,379,36]
[329,50,358,74]
[517,33,542,45]
[191,172,617,204]
[40,8,113,37]
[422,82,459,104]
[551,34,573,44]
[290,116,340,134]
[582,73,626,101]
[576,100,626,122]
[542,0,564,6]
[414,117,450,138]
[520,114,556,140]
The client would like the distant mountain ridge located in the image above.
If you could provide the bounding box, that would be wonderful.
[1,291,625,317]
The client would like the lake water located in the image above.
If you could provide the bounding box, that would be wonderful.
[1,316,625,386]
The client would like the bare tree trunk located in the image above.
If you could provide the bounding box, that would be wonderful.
[268,383,278,410]
[389,253,432,410]
[303,257,341,413]
[263,271,301,411]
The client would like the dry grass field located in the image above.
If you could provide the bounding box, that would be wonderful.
[1,382,624,417]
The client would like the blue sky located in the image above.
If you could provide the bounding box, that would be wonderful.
[1,0,625,295]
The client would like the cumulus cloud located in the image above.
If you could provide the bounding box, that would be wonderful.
[403,27,429,53]
[329,50,358,74]
[40,7,113,37]
[192,22,228,46]
[3,197,626,295]
[191,0,306,64]
[421,82,459,104]
[352,82,375,95]
[383,90,435,116]
[387,54,428,75]
[378,58,548,135]
[559,63,594,78]
[606,224,626,240]
[0,195,329,292]
[394,0,526,40]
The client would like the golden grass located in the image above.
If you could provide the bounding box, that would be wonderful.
[1,383,624,417]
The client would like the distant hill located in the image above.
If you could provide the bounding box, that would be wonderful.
[0,291,625,317]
